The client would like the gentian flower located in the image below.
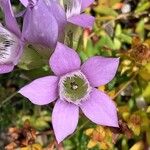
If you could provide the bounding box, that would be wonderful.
[0,0,24,74]
[19,42,119,143]
[19,0,95,48]
[20,0,66,49]
[59,0,95,29]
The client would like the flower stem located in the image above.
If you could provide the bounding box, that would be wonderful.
[112,73,138,99]
[0,91,18,108]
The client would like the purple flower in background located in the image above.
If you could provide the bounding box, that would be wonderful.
[0,0,24,74]
[20,0,66,50]
[19,42,119,143]
[19,0,95,48]
[60,0,95,29]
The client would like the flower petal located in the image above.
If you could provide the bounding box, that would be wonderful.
[0,25,23,65]
[81,56,119,87]
[19,76,59,105]
[44,0,67,41]
[0,64,14,74]
[68,14,95,29]
[19,0,36,7]
[81,0,94,11]
[0,0,21,37]
[80,88,118,127]
[22,0,58,49]
[19,0,28,7]
[52,100,79,143]
[50,42,81,76]
[20,0,28,7]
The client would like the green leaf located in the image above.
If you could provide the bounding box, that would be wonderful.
[113,38,122,50]
[118,33,132,44]
[139,63,150,81]
[86,39,95,57]
[96,35,115,49]
[136,19,145,39]
[79,51,88,61]
[135,1,150,13]
[115,24,122,37]
[142,82,150,99]
[94,7,118,17]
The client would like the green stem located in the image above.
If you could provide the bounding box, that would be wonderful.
[112,73,138,99]
[0,91,18,108]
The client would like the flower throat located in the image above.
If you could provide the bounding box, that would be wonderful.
[59,71,91,104]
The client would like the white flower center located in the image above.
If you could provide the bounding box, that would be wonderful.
[59,70,91,105]
[0,27,20,64]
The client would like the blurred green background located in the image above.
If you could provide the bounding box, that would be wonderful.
[0,0,150,149]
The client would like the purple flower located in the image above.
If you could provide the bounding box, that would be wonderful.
[20,0,66,49]
[60,0,95,29]
[19,0,95,48]
[19,42,119,143]
[0,0,24,74]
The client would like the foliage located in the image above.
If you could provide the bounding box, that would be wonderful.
[0,0,150,149]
